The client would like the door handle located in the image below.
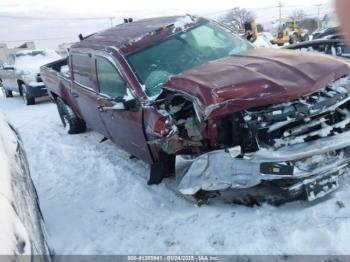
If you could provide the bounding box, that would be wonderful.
[72,92,79,98]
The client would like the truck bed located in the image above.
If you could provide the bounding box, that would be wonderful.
[40,57,72,102]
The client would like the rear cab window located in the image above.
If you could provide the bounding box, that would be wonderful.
[71,53,93,89]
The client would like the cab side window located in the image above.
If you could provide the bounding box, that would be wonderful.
[96,56,127,98]
[71,53,93,88]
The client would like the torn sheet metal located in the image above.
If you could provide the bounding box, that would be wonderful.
[178,129,350,196]
[178,149,261,195]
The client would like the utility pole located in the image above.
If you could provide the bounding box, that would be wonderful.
[277,2,283,28]
[316,4,322,30]
[233,0,238,8]
[109,17,114,27]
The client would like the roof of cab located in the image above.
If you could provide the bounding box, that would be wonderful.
[71,15,190,51]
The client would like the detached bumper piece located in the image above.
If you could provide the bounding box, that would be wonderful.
[178,130,350,204]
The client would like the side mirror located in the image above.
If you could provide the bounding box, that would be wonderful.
[113,97,140,112]
[124,98,140,112]
[98,97,140,112]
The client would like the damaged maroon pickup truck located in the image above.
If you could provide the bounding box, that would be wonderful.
[41,15,350,204]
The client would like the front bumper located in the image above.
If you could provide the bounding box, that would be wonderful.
[178,130,350,201]
[26,83,47,98]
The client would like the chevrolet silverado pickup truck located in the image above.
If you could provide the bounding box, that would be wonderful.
[41,15,350,204]
[0,50,61,105]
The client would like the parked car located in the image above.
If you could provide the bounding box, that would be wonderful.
[313,27,340,40]
[41,15,350,204]
[312,27,349,56]
[0,113,52,258]
[0,50,61,105]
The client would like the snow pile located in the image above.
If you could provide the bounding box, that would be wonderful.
[14,50,61,77]
[253,34,273,48]
[2,96,350,255]
[260,32,275,42]
[0,113,16,201]
[60,65,70,77]
[0,197,31,255]
[173,16,195,32]
[0,113,31,255]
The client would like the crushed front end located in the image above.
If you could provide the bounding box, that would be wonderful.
[168,75,350,203]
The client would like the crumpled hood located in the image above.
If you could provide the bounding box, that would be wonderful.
[164,48,350,119]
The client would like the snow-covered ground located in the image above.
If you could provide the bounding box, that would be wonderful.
[1,93,350,255]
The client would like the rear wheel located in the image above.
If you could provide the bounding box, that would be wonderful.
[21,84,35,105]
[56,97,86,134]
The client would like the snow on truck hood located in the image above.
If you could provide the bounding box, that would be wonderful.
[164,48,350,119]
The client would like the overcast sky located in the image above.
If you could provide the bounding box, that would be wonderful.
[0,0,333,48]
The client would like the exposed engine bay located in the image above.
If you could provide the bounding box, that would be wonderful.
[157,75,350,156]
[154,74,350,205]
[219,75,350,152]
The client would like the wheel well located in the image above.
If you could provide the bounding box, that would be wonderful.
[50,92,58,101]
[50,92,63,104]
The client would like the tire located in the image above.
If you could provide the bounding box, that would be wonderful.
[56,97,86,134]
[21,84,35,105]
[301,34,310,42]
[289,34,298,45]
[1,85,13,98]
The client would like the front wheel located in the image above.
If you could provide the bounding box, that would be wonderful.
[56,97,86,134]
[301,34,310,42]
[21,84,35,105]
[289,34,298,45]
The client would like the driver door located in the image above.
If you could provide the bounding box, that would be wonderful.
[95,55,153,164]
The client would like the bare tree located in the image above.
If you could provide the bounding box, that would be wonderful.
[257,24,265,33]
[322,14,331,28]
[218,8,255,32]
[300,18,319,33]
[287,9,318,33]
[289,9,307,21]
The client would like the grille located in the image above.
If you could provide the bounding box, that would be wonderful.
[242,75,350,149]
